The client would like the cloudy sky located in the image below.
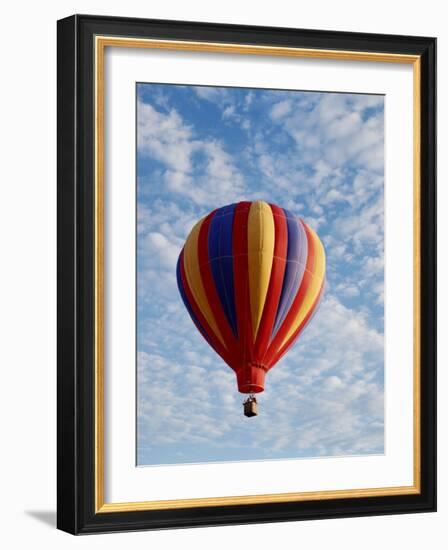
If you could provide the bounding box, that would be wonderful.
[136,82,384,466]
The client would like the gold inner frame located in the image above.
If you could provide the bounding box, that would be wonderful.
[94,36,421,513]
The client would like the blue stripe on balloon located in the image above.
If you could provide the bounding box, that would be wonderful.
[176,254,210,344]
[272,210,308,337]
[208,203,238,337]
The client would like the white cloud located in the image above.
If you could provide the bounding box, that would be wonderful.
[320,188,345,205]
[363,255,384,276]
[138,102,194,173]
[222,105,236,119]
[323,375,344,390]
[143,232,180,270]
[270,100,292,120]
[336,283,360,298]
[263,93,384,207]
[138,99,245,207]
[298,96,383,172]
[192,86,232,104]
[334,196,383,249]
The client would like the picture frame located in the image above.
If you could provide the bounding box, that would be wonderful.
[57,14,436,534]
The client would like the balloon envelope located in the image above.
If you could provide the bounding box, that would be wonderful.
[176,201,326,394]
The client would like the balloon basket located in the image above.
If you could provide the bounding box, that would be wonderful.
[243,395,258,417]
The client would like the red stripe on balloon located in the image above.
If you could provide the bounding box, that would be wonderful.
[179,251,231,365]
[232,201,254,366]
[263,221,316,368]
[270,281,325,366]
[253,204,288,365]
[197,210,240,365]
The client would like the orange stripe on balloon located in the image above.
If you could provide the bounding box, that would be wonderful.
[179,252,231,364]
[278,223,325,349]
[183,216,226,348]
[262,221,316,368]
[270,279,325,366]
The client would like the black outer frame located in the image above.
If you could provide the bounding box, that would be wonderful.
[57,14,436,535]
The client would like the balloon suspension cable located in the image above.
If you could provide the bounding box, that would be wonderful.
[243,394,258,418]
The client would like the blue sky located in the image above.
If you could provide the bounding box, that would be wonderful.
[136,83,384,466]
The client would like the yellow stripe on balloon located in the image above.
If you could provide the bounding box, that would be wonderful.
[279,223,326,349]
[183,217,226,347]
[247,201,275,340]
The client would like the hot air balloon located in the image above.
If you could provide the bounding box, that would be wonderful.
[176,201,326,416]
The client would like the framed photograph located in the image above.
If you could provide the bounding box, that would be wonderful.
[57,14,436,534]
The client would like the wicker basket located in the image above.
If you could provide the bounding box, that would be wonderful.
[243,399,258,417]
